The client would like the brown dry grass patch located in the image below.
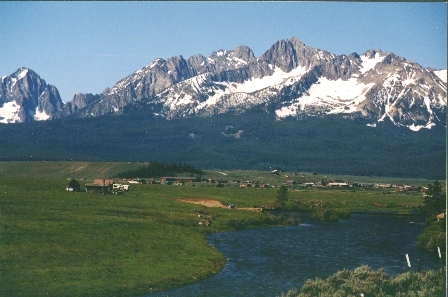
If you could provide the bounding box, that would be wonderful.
[178,198,226,208]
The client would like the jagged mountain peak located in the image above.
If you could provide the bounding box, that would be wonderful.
[0,67,64,123]
[209,45,256,72]
[347,52,361,59]
[288,36,305,44]
[260,38,301,72]
[11,67,31,78]
[363,49,384,59]
[233,45,256,62]
[2,67,41,90]
[149,58,167,69]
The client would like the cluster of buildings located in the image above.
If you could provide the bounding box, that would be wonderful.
[68,175,429,195]
[77,179,130,194]
[71,177,200,194]
[294,181,426,192]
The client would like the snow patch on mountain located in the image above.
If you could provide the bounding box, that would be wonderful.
[163,66,308,112]
[150,58,165,68]
[275,77,374,117]
[34,109,50,121]
[236,66,308,93]
[216,50,226,57]
[230,57,248,66]
[16,68,29,80]
[7,68,29,89]
[0,101,21,123]
[434,70,447,83]
[359,52,385,74]
[408,122,436,132]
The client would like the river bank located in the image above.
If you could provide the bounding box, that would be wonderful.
[146,212,442,297]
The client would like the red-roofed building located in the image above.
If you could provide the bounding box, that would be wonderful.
[93,179,114,186]
[85,179,115,194]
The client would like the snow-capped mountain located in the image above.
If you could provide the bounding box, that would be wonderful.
[54,37,445,131]
[0,68,64,123]
[4,37,447,131]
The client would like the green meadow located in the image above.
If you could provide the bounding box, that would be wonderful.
[0,178,279,296]
[0,164,435,296]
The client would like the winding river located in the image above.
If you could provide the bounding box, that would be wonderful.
[146,213,440,297]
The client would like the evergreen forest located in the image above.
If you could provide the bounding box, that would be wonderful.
[0,110,444,179]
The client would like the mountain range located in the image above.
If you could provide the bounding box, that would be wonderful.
[0,37,446,179]
[1,37,446,131]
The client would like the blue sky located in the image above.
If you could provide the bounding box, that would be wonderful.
[1,2,446,102]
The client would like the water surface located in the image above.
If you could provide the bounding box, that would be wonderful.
[147,213,439,297]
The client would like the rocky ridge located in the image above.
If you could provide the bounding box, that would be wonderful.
[58,37,446,131]
[0,68,64,123]
[1,37,446,131]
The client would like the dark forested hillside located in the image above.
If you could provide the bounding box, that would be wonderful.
[0,110,445,179]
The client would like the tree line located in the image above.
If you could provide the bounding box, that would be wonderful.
[114,161,204,178]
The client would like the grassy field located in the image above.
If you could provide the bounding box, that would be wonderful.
[0,162,437,296]
[0,178,286,296]
[0,161,144,179]
[0,161,436,186]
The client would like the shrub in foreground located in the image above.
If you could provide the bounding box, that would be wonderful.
[278,265,446,297]
[417,219,446,252]
[310,208,350,221]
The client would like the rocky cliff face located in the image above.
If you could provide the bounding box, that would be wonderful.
[0,68,64,123]
[51,93,100,119]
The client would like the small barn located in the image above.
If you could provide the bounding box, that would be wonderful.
[85,179,114,194]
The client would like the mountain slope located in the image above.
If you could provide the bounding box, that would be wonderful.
[0,68,64,123]
[51,37,446,131]
[0,110,444,179]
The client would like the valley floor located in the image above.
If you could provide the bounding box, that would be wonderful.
[0,163,442,296]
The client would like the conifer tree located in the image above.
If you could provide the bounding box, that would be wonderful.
[276,185,288,207]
